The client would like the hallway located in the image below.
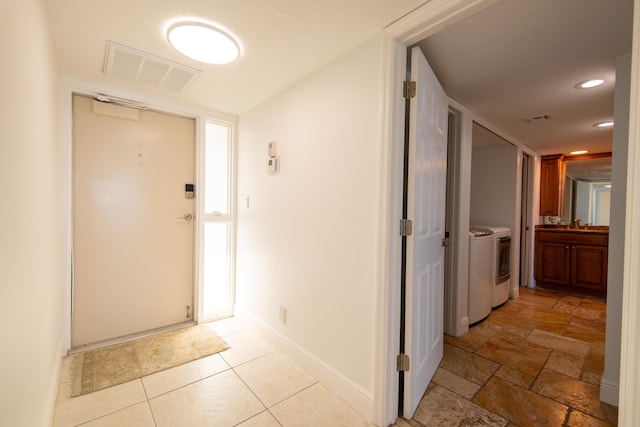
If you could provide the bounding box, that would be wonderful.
[395,287,617,426]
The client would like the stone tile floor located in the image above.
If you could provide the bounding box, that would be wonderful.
[53,318,373,427]
[393,286,617,427]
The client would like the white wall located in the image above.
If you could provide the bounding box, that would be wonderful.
[601,53,631,406]
[236,35,384,416]
[469,128,519,232]
[0,0,63,425]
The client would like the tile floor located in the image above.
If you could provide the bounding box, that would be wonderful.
[393,286,618,427]
[53,318,373,427]
[54,286,617,427]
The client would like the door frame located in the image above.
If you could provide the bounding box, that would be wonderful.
[376,0,640,425]
[376,2,502,424]
[58,77,237,353]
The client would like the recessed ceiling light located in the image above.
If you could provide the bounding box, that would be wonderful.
[575,79,604,89]
[167,21,240,64]
[569,150,589,155]
[593,121,614,128]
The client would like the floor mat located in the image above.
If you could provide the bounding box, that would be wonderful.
[72,324,228,396]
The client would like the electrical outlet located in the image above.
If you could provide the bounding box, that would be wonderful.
[279,305,287,324]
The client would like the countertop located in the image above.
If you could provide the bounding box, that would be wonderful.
[535,225,609,235]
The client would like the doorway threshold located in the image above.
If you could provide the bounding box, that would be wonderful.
[69,320,195,355]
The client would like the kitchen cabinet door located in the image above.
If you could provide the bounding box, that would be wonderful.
[570,244,608,291]
[535,240,570,285]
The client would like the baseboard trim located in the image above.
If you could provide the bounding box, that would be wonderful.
[234,305,375,423]
[47,340,64,426]
[600,377,619,406]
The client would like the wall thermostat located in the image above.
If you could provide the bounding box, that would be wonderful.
[268,156,279,174]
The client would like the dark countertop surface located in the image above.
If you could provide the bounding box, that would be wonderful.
[535,225,609,235]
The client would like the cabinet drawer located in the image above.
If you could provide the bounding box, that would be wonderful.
[536,231,608,246]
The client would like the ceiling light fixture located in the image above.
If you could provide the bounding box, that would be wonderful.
[593,121,614,128]
[167,21,240,64]
[575,79,604,89]
[569,150,588,155]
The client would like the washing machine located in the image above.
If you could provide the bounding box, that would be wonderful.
[473,225,512,307]
[468,228,494,324]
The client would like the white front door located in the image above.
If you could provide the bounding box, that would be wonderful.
[403,46,448,418]
[72,95,195,347]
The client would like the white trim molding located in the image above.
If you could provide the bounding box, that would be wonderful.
[600,377,620,407]
[384,0,500,45]
[618,1,640,423]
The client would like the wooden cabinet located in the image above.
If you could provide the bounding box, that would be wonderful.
[539,154,566,216]
[534,230,608,295]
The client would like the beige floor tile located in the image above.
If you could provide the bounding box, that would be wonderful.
[553,301,602,321]
[53,380,146,427]
[474,377,568,426]
[236,410,282,427]
[526,329,590,357]
[234,352,316,407]
[149,369,265,427]
[439,343,499,385]
[431,367,480,399]
[219,330,275,367]
[207,317,250,337]
[564,324,606,345]
[142,353,230,398]
[493,365,535,389]
[444,326,492,352]
[80,402,155,427]
[413,384,507,426]
[566,408,617,427]
[475,335,550,377]
[531,370,618,424]
[545,350,585,379]
[270,383,373,427]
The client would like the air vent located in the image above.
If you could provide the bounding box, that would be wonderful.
[525,114,554,123]
[103,41,201,93]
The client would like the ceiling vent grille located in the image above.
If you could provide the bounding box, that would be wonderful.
[525,113,554,123]
[103,41,201,93]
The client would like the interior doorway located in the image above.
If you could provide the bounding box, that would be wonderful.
[520,152,534,287]
[71,94,195,347]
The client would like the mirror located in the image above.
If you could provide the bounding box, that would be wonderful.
[561,155,612,226]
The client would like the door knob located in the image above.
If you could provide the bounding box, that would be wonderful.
[177,213,193,221]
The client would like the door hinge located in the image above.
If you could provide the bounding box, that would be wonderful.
[400,219,413,236]
[397,354,410,371]
[403,81,416,99]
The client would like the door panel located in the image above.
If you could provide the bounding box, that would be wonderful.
[404,47,448,418]
[72,95,195,347]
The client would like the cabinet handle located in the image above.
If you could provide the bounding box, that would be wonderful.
[565,246,569,249]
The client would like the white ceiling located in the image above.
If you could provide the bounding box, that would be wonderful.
[45,0,428,115]
[45,0,633,156]
[416,0,633,156]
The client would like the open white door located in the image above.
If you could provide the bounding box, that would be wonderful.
[403,46,448,418]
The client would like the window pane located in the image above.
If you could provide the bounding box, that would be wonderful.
[203,222,230,315]
[205,122,229,214]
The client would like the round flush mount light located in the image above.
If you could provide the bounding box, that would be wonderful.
[574,79,605,89]
[167,21,240,64]
[593,121,614,128]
